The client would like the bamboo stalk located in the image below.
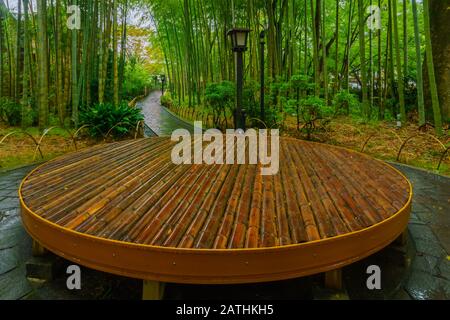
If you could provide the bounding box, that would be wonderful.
[281,141,321,241]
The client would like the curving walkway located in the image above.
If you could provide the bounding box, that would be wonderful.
[137,91,195,137]
[391,164,449,299]
[0,166,35,299]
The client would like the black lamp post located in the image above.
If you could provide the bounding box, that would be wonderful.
[160,74,166,95]
[227,28,251,130]
[259,30,266,124]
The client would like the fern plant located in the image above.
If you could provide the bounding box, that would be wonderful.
[79,102,144,139]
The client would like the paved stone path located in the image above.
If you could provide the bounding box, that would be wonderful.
[391,164,450,300]
[137,91,196,137]
[0,166,35,300]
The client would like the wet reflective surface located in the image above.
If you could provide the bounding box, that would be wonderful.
[0,107,448,300]
[0,167,34,300]
[137,92,195,137]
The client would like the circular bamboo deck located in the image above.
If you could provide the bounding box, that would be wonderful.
[19,137,412,284]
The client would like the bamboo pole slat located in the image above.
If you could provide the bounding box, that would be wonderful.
[21,137,411,250]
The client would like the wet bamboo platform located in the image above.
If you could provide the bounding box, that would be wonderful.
[19,137,412,284]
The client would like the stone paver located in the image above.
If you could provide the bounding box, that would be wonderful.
[137,91,195,136]
[0,165,36,300]
[391,164,450,300]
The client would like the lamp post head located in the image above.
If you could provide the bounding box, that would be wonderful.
[227,28,251,52]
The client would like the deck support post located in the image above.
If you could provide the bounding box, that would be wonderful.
[390,229,410,267]
[324,269,343,290]
[32,240,47,257]
[394,229,409,246]
[142,280,165,300]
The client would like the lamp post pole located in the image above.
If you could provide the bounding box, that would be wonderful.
[235,51,244,129]
[260,30,266,124]
[228,28,251,130]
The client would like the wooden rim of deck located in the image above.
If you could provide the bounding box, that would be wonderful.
[19,139,412,284]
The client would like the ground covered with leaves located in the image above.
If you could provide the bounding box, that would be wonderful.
[165,103,450,177]
[0,125,92,171]
[283,117,450,176]
[1,116,449,177]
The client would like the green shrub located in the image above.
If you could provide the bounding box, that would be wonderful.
[264,104,284,127]
[161,94,173,108]
[299,96,329,122]
[298,96,330,139]
[290,74,315,94]
[0,97,22,126]
[79,102,144,139]
[333,91,360,116]
[205,81,235,128]
[285,98,299,117]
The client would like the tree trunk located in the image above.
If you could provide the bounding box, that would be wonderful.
[334,0,339,95]
[423,0,443,134]
[321,0,328,102]
[21,0,31,128]
[118,0,127,99]
[15,0,22,103]
[358,0,369,119]
[392,0,406,122]
[412,0,425,126]
[425,0,450,123]
[113,0,119,106]
[403,0,408,77]
[55,0,64,125]
[71,0,79,127]
[377,0,382,119]
[343,0,354,91]
[310,0,320,96]
[0,4,4,99]
[37,0,49,129]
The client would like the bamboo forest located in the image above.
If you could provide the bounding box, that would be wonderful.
[0,0,449,302]
[0,0,449,173]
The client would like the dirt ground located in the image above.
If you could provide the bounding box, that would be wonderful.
[0,126,93,171]
[1,118,449,176]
